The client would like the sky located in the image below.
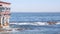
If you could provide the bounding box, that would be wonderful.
[2,0,60,12]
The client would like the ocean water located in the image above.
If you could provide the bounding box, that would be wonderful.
[10,12,60,22]
[2,12,60,34]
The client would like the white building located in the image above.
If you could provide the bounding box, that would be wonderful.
[0,1,11,28]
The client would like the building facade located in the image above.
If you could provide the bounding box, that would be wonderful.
[0,1,11,28]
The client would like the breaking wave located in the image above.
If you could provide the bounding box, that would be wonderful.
[10,22,60,26]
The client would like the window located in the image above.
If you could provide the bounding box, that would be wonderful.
[0,7,10,12]
[0,5,2,6]
[6,8,10,10]
[0,7,5,12]
[7,8,10,10]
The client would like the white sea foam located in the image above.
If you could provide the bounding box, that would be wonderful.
[56,22,60,24]
[10,23,37,25]
[10,22,48,25]
[10,22,60,26]
[34,22,48,25]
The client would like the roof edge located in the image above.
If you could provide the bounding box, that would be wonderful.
[0,1,11,4]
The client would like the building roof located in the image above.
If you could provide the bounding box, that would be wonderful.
[0,1,11,5]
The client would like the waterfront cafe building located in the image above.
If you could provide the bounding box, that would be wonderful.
[0,1,11,28]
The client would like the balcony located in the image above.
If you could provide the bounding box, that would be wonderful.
[0,7,10,12]
[0,11,10,15]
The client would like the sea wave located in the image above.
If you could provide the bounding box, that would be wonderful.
[10,22,60,26]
